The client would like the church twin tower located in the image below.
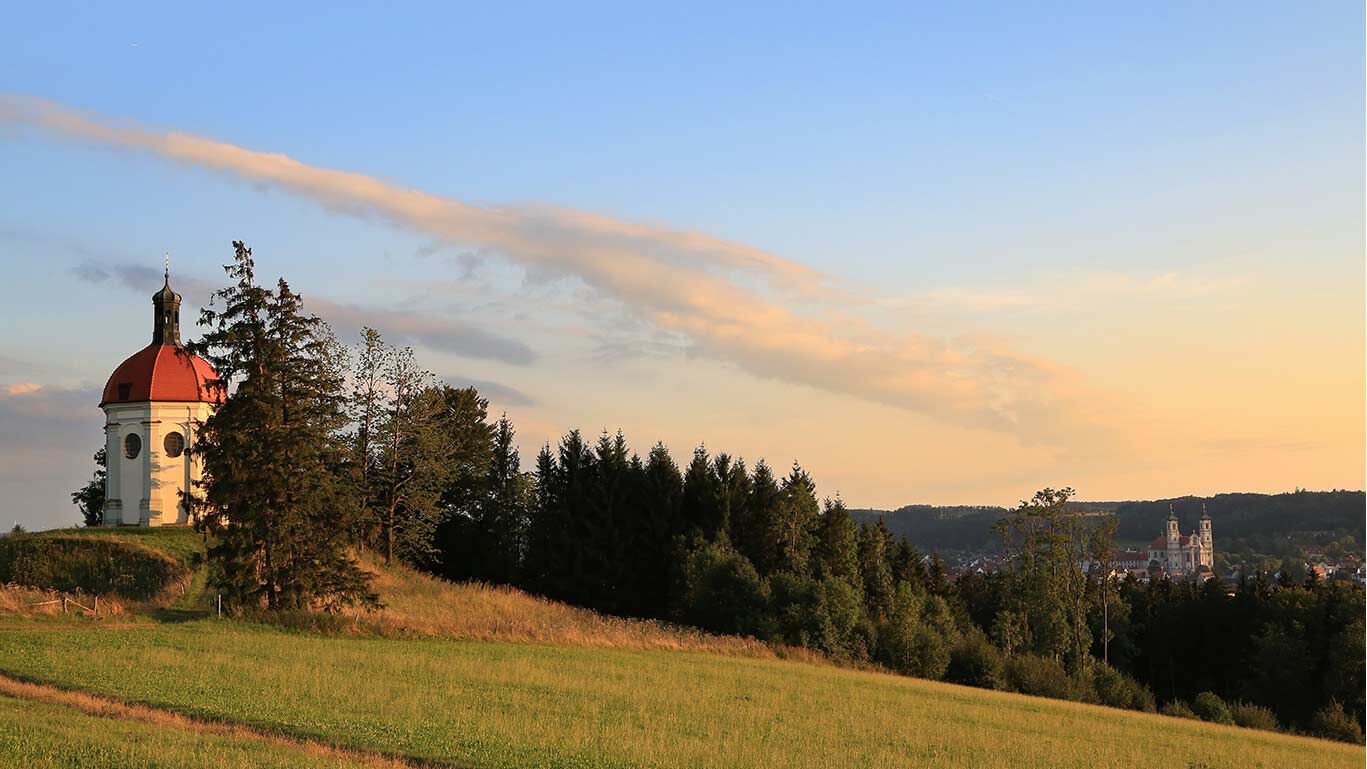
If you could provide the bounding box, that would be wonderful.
[99,272,222,526]
[1146,505,1214,577]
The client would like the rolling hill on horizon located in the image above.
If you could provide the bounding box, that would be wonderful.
[851,489,1366,554]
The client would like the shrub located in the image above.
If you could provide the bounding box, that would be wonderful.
[815,577,866,658]
[1161,700,1198,720]
[1091,662,1156,712]
[0,534,188,600]
[681,541,768,638]
[1229,702,1279,732]
[767,573,866,658]
[945,634,1005,690]
[1190,691,1234,725]
[1309,701,1364,744]
[1003,654,1077,701]
[876,587,955,679]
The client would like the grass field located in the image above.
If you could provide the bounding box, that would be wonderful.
[0,618,1357,769]
[0,528,1358,769]
[0,691,402,769]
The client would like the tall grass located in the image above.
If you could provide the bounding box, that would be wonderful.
[332,555,773,657]
[0,584,128,617]
[0,619,1356,769]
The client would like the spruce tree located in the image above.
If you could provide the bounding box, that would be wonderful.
[740,460,782,576]
[682,446,724,540]
[813,498,861,590]
[482,415,530,583]
[714,453,751,542]
[523,444,560,593]
[857,520,896,619]
[190,242,375,612]
[626,442,685,615]
[771,462,818,577]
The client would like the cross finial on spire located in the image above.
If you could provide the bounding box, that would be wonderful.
[164,251,170,279]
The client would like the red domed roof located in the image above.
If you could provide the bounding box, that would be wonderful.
[101,344,224,406]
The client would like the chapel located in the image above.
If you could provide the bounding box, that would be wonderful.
[99,270,222,526]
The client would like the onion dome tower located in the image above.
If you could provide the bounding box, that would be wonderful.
[99,267,222,526]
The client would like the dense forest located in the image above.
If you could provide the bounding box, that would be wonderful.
[73,243,1367,744]
[854,490,1366,554]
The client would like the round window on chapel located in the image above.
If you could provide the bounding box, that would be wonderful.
[123,433,142,460]
[164,431,185,458]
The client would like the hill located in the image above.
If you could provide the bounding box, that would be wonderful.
[853,490,1366,553]
[0,526,1357,769]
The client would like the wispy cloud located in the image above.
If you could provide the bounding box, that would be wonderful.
[69,257,536,366]
[3,94,1117,445]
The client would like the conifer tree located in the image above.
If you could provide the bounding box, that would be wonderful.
[889,536,926,593]
[714,453,751,542]
[813,498,861,589]
[739,460,783,576]
[523,444,560,592]
[858,520,896,618]
[585,430,632,610]
[682,446,724,540]
[624,442,686,615]
[771,462,818,577]
[482,415,530,582]
[190,242,375,612]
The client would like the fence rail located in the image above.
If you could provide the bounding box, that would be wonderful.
[24,590,101,617]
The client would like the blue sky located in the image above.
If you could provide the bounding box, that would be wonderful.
[1,2,1362,529]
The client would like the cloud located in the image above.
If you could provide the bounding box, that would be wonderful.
[439,376,536,408]
[0,383,103,529]
[3,94,1116,446]
[0,382,95,447]
[309,297,536,366]
[70,256,536,366]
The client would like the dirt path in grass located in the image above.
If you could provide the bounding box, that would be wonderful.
[0,673,463,769]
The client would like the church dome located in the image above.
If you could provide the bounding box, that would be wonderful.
[101,343,223,406]
[101,271,222,407]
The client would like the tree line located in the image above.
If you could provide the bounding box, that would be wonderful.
[72,243,1365,743]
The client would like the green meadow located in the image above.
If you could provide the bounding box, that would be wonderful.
[0,528,1357,769]
[0,617,1356,769]
[0,692,386,769]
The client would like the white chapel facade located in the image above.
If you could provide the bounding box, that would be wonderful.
[100,271,222,526]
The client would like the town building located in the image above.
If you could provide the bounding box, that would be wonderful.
[1147,505,1214,577]
[99,270,222,526]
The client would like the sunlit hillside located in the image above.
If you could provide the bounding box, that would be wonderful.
[0,528,1359,769]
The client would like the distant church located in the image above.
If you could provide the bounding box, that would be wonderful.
[1147,505,1214,577]
[99,270,222,526]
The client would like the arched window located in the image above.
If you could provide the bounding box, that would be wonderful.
[164,431,185,458]
[124,433,142,460]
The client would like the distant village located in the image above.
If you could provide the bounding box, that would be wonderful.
[945,507,1367,586]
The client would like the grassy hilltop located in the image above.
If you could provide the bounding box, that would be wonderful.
[0,528,1358,769]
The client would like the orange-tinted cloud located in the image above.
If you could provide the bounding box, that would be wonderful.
[1,94,1116,447]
